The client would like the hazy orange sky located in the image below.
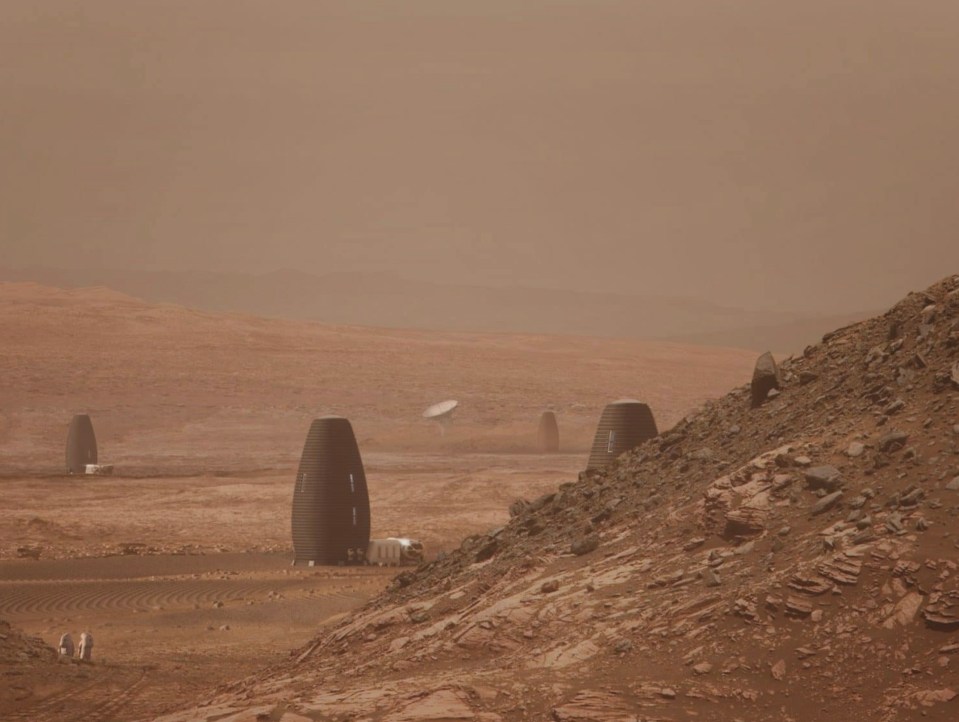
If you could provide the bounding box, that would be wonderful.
[2,1,957,313]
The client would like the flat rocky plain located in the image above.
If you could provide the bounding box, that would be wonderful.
[0,283,755,721]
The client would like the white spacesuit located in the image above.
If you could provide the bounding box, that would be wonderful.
[57,632,74,658]
[77,631,93,661]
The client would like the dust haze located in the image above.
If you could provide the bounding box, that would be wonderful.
[3,0,959,317]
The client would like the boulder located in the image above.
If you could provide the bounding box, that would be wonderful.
[804,465,843,491]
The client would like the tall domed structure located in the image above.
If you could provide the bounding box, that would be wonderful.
[66,414,97,474]
[537,411,560,453]
[291,417,371,566]
[585,400,658,471]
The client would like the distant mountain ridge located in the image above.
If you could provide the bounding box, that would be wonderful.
[0,266,870,352]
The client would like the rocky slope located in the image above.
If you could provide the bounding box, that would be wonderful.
[0,619,58,710]
[154,276,959,721]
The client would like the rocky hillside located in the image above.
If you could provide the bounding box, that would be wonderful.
[155,276,959,721]
[0,619,57,709]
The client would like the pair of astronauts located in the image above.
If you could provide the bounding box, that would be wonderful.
[57,631,93,661]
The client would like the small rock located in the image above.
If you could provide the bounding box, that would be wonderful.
[774,454,795,468]
[704,569,722,587]
[475,539,499,562]
[899,487,924,506]
[570,535,600,556]
[804,465,843,492]
[508,499,530,518]
[613,639,632,654]
[811,491,843,516]
[846,442,865,458]
[878,430,909,453]
[914,688,957,707]
[540,580,560,594]
[945,476,959,491]
[659,688,676,700]
[692,661,713,675]
[529,492,556,511]
[884,398,905,415]
[886,513,904,534]
[771,659,786,680]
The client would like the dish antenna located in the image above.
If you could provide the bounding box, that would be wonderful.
[423,399,458,435]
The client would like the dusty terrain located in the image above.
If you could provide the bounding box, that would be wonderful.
[144,275,959,722]
[0,453,581,722]
[0,282,755,473]
[0,283,755,720]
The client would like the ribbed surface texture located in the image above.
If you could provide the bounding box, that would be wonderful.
[537,411,560,453]
[586,400,658,471]
[65,415,97,474]
[291,417,371,565]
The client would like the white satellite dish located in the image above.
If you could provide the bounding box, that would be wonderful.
[423,399,458,435]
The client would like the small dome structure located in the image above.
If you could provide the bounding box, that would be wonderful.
[585,400,658,471]
[66,415,97,474]
[537,411,560,453]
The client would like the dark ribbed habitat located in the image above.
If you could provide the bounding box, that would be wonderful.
[750,351,782,407]
[291,417,371,566]
[537,411,560,453]
[66,414,97,474]
[586,400,658,471]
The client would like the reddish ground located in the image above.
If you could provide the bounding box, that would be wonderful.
[0,283,756,720]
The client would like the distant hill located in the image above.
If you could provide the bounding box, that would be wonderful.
[0,267,868,353]
[0,282,757,473]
